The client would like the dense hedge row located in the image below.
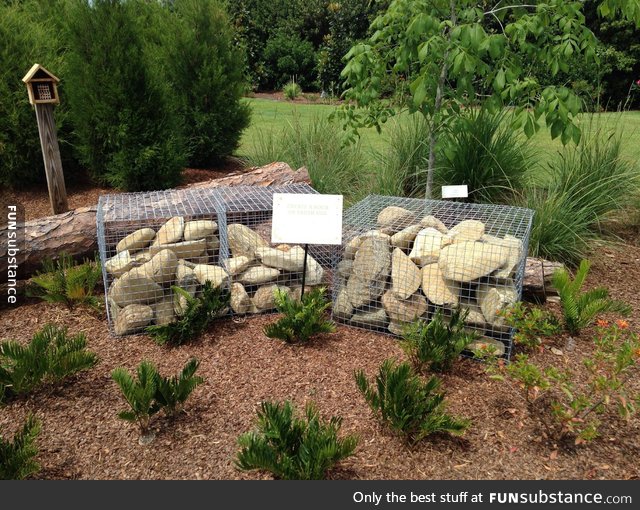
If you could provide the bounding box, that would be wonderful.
[0,0,249,191]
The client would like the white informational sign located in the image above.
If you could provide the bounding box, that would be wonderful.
[441,185,469,199]
[272,193,343,245]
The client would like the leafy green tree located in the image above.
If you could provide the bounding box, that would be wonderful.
[339,0,640,198]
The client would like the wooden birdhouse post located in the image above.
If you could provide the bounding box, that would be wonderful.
[22,63,68,215]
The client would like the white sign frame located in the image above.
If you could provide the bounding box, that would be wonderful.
[441,185,469,199]
[271,193,343,245]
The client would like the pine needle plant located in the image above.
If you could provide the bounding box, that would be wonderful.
[0,324,98,401]
[154,358,204,417]
[27,253,102,310]
[236,400,358,480]
[552,260,630,335]
[264,287,335,344]
[400,309,479,373]
[355,359,470,444]
[146,281,230,346]
[112,361,160,439]
[0,414,41,480]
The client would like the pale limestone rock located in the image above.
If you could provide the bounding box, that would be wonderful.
[275,244,291,251]
[183,220,218,241]
[173,274,198,316]
[388,321,409,336]
[105,250,135,277]
[333,287,353,320]
[421,263,458,305]
[224,256,251,276]
[351,308,388,328]
[391,248,422,299]
[257,245,305,272]
[228,223,269,259]
[468,337,506,357]
[343,235,363,260]
[477,283,518,325]
[377,206,415,232]
[206,235,220,253]
[152,217,184,246]
[109,272,163,307]
[134,250,151,264]
[337,259,353,280]
[253,285,290,310]
[116,228,156,253]
[346,276,384,308]
[409,228,452,266]
[482,234,523,279]
[360,230,392,242]
[231,282,255,314]
[390,224,422,250]
[458,303,487,326]
[382,290,427,323]
[130,249,177,284]
[438,241,509,282]
[449,219,485,242]
[153,298,176,326]
[238,266,280,285]
[419,215,448,234]
[114,304,154,335]
[353,237,391,281]
[192,264,228,288]
[304,254,324,285]
[175,260,195,280]
[149,239,207,260]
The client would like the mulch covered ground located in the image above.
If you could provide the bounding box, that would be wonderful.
[1,241,639,480]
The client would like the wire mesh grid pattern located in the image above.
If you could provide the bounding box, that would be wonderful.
[332,195,535,359]
[213,183,336,316]
[97,188,225,336]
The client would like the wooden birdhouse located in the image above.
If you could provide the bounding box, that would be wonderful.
[22,63,60,105]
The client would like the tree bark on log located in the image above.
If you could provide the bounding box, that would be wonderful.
[522,257,564,303]
[0,162,310,280]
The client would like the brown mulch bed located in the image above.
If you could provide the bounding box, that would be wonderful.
[1,244,639,480]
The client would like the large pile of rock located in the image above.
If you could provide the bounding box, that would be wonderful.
[104,218,325,335]
[334,206,524,355]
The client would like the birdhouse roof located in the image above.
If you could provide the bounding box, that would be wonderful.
[22,63,60,84]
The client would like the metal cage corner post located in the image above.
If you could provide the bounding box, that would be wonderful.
[333,195,535,359]
[97,188,224,336]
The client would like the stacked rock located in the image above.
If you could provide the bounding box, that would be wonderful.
[104,217,222,335]
[334,206,524,356]
[225,224,324,314]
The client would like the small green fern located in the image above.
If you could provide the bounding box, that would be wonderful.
[27,253,102,310]
[355,359,470,443]
[146,281,230,346]
[400,309,478,373]
[264,287,335,343]
[112,361,160,435]
[0,324,98,400]
[552,260,630,335]
[154,358,204,416]
[236,400,358,480]
[0,414,41,480]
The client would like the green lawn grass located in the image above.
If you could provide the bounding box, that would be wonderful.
[239,98,640,168]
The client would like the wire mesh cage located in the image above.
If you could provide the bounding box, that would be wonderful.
[332,195,535,359]
[97,188,226,336]
[214,183,336,316]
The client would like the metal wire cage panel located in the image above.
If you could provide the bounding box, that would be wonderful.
[332,195,535,359]
[214,183,336,315]
[97,188,226,336]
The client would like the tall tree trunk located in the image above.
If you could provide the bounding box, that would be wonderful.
[425,0,457,199]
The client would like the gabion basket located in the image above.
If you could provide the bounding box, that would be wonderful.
[214,183,336,316]
[97,188,225,336]
[332,195,534,359]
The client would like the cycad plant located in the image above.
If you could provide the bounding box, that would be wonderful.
[154,358,204,417]
[27,253,102,310]
[552,259,630,335]
[355,359,470,444]
[112,361,160,438]
[400,309,478,373]
[0,414,41,480]
[146,281,229,346]
[0,324,98,400]
[264,287,335,344]
[236,400,358,480]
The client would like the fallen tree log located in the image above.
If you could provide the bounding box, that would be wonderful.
[0,162,310,280]
[522,257,563,303]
